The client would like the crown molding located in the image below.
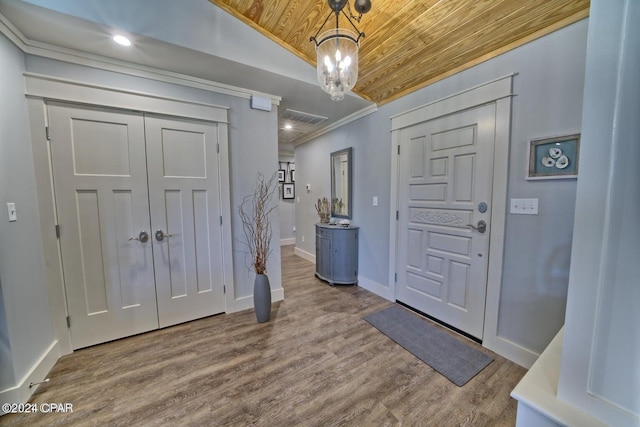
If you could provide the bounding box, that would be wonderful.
[0,12,281,105]
[293,103,378,146]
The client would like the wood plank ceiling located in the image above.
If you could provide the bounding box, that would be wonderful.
[210,0,590,105]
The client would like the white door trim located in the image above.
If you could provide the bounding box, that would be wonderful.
[389,75,533,365]
[390,74,515,131]
[26,78,235,357]
[24,73,229,123]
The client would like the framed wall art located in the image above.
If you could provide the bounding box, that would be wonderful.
[527,134,580,180]
[278,169,286,182]
[282,183,295,199]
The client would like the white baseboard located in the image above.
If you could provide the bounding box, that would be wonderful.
[294,247,316,263]
[280,238,295,246]
[483,333,539,369]
[229,287,285,313]
[0,340,59,415]
[357,275,395,301]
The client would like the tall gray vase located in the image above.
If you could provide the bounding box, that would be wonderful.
[254,274,271,323]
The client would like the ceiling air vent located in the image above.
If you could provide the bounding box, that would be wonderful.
[282,109,328,126]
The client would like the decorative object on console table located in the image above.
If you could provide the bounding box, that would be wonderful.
[527,134,580,180]
[315,197,330,223]
[238,172,278,323]
[315,223,359,286]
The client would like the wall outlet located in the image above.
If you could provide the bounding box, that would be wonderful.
[302,235,305,243]
[373,196,378,206]
[510,198,539,215]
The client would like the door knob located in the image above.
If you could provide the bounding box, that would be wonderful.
[155,229,176,241]
[467,220,487,234]
[128,231,149,243]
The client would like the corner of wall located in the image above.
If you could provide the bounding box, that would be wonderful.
[294,246,315,264]
[357,276,394,302]
[0,340,59,413]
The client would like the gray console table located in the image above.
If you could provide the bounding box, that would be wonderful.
[315,223,359,285]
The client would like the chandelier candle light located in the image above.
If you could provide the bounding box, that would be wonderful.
[310,0,371,101]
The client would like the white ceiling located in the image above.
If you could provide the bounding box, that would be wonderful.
[0,0,374,152]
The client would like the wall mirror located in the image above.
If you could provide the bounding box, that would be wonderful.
[330,147,352,219]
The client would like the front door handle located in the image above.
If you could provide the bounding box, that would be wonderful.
[467,220,487,234]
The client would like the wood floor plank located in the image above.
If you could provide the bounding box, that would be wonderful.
[2,245,526,426]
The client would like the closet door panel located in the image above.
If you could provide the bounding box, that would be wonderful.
[145,115,226,327]
[48,102,158,349]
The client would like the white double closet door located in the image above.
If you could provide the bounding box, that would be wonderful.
[49,102,225,349]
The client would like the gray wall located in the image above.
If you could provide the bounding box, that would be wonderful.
[296,19,588,355]
[278,154,296,243]
[0,45,281,396]
[22,55,282,300]
[0,34,54,389]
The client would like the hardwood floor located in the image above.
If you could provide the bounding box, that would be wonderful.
[3,246,526,426]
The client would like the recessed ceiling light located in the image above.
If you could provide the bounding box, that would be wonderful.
[284,124,293,130]
[113,35,131,47]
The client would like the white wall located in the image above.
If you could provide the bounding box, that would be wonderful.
[558,0,640,425]
[295,20,588,361]
[0,33,55,390]
[278,154,296,244]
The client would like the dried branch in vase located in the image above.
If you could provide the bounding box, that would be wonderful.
[238,172,278,275]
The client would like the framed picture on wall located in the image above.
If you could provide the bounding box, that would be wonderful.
[290,169,295,182]
[527,134,580,180]
[278,169,286,182]
[283,183,295,199]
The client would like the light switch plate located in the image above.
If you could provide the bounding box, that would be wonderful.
[510,198,538,215]
[7,202,17,222]
[373,196,378,206]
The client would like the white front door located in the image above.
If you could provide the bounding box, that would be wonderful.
[49,103,226,349]
[396,104,496,339]
[144,115,226,327]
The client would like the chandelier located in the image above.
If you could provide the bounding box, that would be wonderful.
[310,0,371,101]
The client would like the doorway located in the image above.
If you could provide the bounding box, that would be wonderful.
[389,75,513,345]
[395,104,497,340]
[49,102,226,349]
